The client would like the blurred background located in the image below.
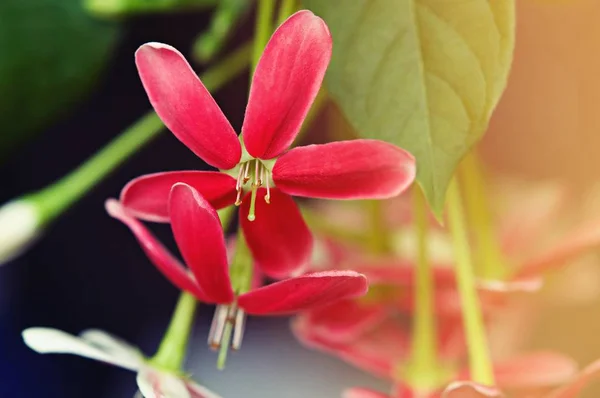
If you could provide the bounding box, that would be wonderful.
[2,0,600,397]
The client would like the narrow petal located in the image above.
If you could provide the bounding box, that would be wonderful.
[292,316,410,378]
[186,381,224,398]
[343,388,389,398]
[442,382,503,398]
[240,188,313,279]
[477,277,543,308]
[549,358,600,398]
[169,184,234,303]
[273,140,416,200]
[242,11,331,159]
[105,199,208,301]
[121,171,237,222]
[492,352,577,390]
[517,218,600,278]
[80,329,144,368]
[22,328,142,371]
[137,369,191,398]
[238,270,367,315]
[135,42,240,169]
[299,299,388,343]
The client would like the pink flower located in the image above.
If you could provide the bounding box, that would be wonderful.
[343,351,587,398]
[122,10,416,279]
[107,183,368,349]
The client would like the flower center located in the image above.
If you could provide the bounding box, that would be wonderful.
[235,159,271,221]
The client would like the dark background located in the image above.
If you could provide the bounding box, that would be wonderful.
[0,10,252,397]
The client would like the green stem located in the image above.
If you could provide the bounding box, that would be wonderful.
[406,187,438,379]
[447,179,494,386]
[251,0,276,76]
[365,200,392,254]
[28,42,252,226]
[460,151,506,280]
[151,292,197,372]
[276,0,296,25]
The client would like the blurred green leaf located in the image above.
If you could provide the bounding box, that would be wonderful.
[85,0,217,18]
[304,0,515,218]
[0,0,120,158]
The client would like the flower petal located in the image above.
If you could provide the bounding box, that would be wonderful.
[242,10,331,159]
[299,299,388,343]
[442,382,503,398]
[517,218,600,278]
[135,42,240,169]
[238,270,367,315]
[121,171,237,223]
[105,199,208,301]
[186,381,224,398]
[549,358,600,398]
[137,368,191,398]
[80,329,144,367]
[492,351,577,390]
[273,140,416,200]
[22,328,142,371]
[169,184,234,303]
[240,188,313,279]
[477,277,543,308]
[343,388,389,398]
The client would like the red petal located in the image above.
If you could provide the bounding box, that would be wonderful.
[237,270,367,315]
[105,199,208,301]
[242,11,331,159]
[273,140,416,199]
[492,351,577,390]
[300,299,387,343]
[240,188,313,279]
[169,184,234,303]
[343,388,390,398]
[121,171,237,222]
[442,382,502,398]
[549,358,600,398]
[135,43,241,169]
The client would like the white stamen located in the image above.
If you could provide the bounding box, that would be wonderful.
[232,310,246,351]
[208,305,229,349]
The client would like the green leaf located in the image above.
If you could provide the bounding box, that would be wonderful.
[0,0,120,158]
[303,0,515,218]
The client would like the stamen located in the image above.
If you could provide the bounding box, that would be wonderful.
[232,309,246,350]
[255,160,262,185]
[247,183,258,222]
[264,168,271,204]
[208,305,229,349]
[242,162,250,183]
[210,304,248,369]
[235,163,244,191]
[235,189,243,206]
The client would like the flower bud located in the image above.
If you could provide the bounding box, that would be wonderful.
[0,199,42,265]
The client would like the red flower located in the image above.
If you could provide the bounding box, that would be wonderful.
[122,10,416,279]
[106,183,368,349]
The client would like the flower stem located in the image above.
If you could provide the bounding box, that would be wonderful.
[365,200,392,254]
[447,179,495,386]
[405,187,438,381]
[276,0,296,25]
[27,42,252,227]
[151,292,197,373]
[460,151,506,280]
[251,0,275,76]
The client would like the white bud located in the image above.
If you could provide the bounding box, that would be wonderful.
[0,200,42,265]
